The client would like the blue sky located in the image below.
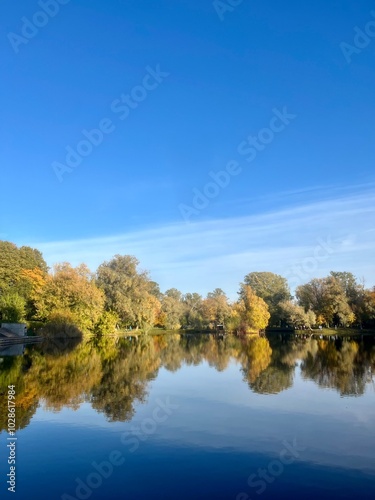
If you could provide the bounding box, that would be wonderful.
[1,0,374,296]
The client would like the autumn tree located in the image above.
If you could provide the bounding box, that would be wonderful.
[242,272,291,325]
[159,289,184,330]
[296,276,355,327]
[96,255,160,330]
[35,263,105,332]
[0,241,48,321]
[18,267,47,319]
[137,294,161,332]
[329,272,373,328]
[278,300,316,328]
[182,292,203,328]
[94,311,119,336]
[201,288,231,328]
[236,285,270,332]
[355,287,375,328]
[18,246,48,274]
[329,271,359,300]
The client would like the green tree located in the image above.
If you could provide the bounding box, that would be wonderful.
[182,292,203,328]
[242,272,291,325]
[359,287,375,328]
[0,241,48,320]
[94,310,120,336]
[201,289,231,328]
[164,288,182,301]
[148,281,162,300]
[330,272,371,327]
[96,255,160,330]
[0,241,21,293]
[278,300,316,328]
[18,267,47,320]
[19,246,48,274]
[296,276,354,327]
[0,241,48,293]
[159,290,184,330]
[330,272,359,300]
[39,310,84,339]
[0,292,26,322]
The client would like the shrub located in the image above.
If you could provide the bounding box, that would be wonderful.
[39,310,83,339]
[0,292,26,322]
[94,311,119,336]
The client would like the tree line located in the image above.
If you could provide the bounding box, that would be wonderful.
[0,240,374,336]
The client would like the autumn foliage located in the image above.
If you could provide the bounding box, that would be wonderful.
[1,240,375,336]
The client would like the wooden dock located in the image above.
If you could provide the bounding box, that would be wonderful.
[0,336,43,348]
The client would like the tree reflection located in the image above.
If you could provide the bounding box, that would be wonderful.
[300,339,369,396]
[0,354,39,432]
[26,341,103,411]
[250,365,293,394]
[247,337,317,395]
[239,337,272,384]
[1,334,374,432]
[90,336,160,421]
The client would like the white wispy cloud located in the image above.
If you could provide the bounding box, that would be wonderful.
[31,187,375,298]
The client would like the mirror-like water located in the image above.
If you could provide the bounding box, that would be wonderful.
[1,334,374,499]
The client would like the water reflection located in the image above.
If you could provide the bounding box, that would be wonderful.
[0,334,374,432]
[301,339,374,396]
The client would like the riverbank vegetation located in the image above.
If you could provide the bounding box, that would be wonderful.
[0,240,374,338]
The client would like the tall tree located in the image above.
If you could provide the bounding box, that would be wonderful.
[96,255,159,330]
[296,276,354,327]
[278,300,316,328]
[242,272,291,325]
[159,289,184,330]
[355,287,375,328]
[0,292,26,322]
[0,241,48,317]
[182,292,203,328]
[19,246,48,274]
[201,289,231,327]
[330,271,368,327]
[0,241,21,292]
[35,263,105,332]
[236,285,270,331]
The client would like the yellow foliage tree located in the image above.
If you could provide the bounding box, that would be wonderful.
[19,267,46,293]
[34,263,105,333]
[236,285,270,332]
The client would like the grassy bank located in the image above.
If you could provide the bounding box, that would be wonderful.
[116,328,213,336]
[295,327,375,337]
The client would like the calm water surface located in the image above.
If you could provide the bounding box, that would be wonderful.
[0,334,374,499]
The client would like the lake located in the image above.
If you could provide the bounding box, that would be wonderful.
[0,333,374,499]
